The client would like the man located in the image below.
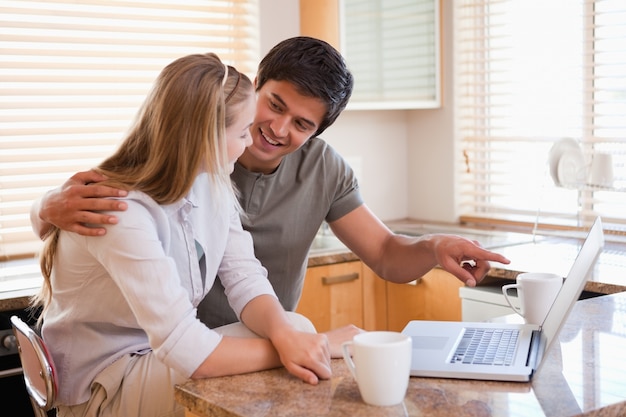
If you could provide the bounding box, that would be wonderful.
[32,37,510,356]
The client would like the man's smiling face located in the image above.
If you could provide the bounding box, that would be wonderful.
[237,79,327,174]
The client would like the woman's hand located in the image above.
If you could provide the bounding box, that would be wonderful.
[270,328,332,385]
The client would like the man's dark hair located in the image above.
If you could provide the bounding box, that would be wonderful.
[256,36,354,137]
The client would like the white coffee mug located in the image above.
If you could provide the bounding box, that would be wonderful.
[342,331,412,407]
[502,272,563,325]
[589,152,614,187]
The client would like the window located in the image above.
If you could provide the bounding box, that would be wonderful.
[340,0,441,109]
[456,0,626,237]
[0,0,260,261]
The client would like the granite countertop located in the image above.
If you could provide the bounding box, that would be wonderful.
[308,219,626,295]
[176,291,626,417]
[0,259,42,312]
[3,219,626,313]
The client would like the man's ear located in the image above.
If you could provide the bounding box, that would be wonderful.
[253,77,258,89]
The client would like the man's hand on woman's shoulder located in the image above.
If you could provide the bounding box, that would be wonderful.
[37,169,128,237]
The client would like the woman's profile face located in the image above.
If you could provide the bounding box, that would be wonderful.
[225,92,255,173]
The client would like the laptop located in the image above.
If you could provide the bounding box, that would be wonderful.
[401,216,604,382]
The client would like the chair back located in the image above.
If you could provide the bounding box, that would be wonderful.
[11,315,57,416]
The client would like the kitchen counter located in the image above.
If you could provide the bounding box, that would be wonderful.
[0,258,43,312]
[308,220,626,295]
[175,291,626,417]
[3,220,626,312]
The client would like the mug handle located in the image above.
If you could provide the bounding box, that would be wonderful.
[502,284,524,317]
[342,341,357,380]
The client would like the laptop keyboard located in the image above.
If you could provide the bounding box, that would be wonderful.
[450,328,519,366]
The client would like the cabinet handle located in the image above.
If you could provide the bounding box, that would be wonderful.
[322,272,359,285]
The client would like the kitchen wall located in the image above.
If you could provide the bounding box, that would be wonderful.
[259,0,456,223]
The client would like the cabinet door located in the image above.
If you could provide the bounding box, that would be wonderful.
[361,263,388,331]
[296,261,363,333]
[386,269,463,332]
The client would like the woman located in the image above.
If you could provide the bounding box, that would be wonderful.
[34,53,331,417]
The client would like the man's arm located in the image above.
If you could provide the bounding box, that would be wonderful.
[329,205,511,287]
[31,170,128,238]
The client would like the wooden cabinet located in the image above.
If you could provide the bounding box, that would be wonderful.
[296,261,388,333]
[360,263,388,331]
[299,0,340,50]
[386,269,463,332]
[296,261,363,333]
[297,261,461,333]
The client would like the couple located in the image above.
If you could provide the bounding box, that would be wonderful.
[32,37,510,417]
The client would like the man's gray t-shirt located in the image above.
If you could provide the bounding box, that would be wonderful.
[197,137,363,328]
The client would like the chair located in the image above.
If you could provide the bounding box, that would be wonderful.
[11,315,57,417]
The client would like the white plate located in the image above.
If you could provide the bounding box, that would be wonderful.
[549,138,581,186]
[557,148,586,187]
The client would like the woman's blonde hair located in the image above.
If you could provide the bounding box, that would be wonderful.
[35,53,252,315]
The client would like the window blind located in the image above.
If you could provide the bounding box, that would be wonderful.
[341,0,440,109]
[456,0,626,237]
[0,0,260,260]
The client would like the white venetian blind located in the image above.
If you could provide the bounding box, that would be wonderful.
[456,0,626,236]
[341,0,440,109]
[0,0,260,260]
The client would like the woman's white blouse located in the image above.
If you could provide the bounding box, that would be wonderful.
[42,173,276,405]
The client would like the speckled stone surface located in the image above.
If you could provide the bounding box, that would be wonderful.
[0,291,33,312]
[307,220,626,295]
[3,222,626,313]
[177,292,626,417]
[306,251,359,268]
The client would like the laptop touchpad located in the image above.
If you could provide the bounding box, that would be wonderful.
[412,336,449,350]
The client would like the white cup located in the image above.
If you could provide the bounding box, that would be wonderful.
[589,152,614,187]
[342,331,412,407]
[502,272,563,325]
